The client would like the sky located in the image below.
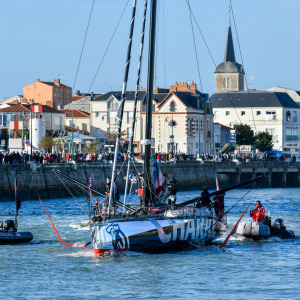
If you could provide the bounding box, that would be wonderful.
[0,0,300,102]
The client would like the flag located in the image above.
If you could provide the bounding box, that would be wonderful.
[15,177,21,214]
[215,175,220,191]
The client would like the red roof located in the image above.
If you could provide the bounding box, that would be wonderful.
[214,122,233,130]
[0,104,64,114]
[40,81,71,88]
[65,125,81,132]
[62,109,90,118]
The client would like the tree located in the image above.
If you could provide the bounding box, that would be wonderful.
[254,131,273,152]
[234,124,255,145]
[40,135,53,152]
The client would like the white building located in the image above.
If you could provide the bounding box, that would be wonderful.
[90,82,214,155]
[211,90,300,151]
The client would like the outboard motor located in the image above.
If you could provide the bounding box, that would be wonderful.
[273,218,286,230]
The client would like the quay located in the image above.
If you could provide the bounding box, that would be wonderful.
[0,161,299,202]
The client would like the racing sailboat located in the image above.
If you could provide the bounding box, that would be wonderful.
[88,0,263,255]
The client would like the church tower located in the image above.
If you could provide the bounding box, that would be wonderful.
[215,21,244,93]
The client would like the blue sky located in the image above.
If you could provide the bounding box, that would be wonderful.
[0,0,299,102]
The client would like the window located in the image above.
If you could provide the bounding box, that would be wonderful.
[56,101,59,109]
[286,127,298,141]
[241,111,245,116]
[170,102,175,112]
[256,111,261,116]
[226,111,230,116]
[107,98,119,111]
[187,119,193,134]
[222,77,226,89]
[0,115,2,126]
[60,100,64,109]
[56,89,59,97]
[265,111,276,121]
[293,111,297,122]
[67,90,70,98]
[127,111,133,123]
[286,111,291,122]
[286,127,297,136]
[266,128,275,136]
[108,111,117,124]
[227,77,231,89]
[205,102,210,114]
[61,89,63,97]
[95,112,100,118]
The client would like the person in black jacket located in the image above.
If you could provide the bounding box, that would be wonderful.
[168,180,177,210]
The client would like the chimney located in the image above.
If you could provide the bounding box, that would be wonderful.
[189,81,197,94]
[54,78,60,86]
[12,99,18,104]
[36,79,40,82]
[91,92,94,97]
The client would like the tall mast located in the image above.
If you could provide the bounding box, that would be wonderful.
[107,0,137,214]
[142,0,157,206]
[123,0,148,212]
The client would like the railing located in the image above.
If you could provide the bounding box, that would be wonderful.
[286,135,298,141]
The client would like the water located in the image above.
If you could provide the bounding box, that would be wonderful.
[0,188,299,299]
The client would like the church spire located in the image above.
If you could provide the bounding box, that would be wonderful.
[224,20,236,62]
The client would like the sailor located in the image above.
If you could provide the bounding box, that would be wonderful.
[105,177,119,213]
[213,193,225,218]
[137,172,144,206]
[250,201,265,222]
[168,180,177,210]
[93,200,102,222]
[197,186,211,208]
[104,177,112,208]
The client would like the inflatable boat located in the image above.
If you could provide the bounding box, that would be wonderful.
[0,218,33,245]
[235,217,295,240]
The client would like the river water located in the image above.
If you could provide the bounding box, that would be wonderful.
[0,188,299,299]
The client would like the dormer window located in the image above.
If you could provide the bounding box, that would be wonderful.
[170,102,175,112]
[107,98,119,111]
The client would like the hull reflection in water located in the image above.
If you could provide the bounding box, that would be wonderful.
[91,207,218,255]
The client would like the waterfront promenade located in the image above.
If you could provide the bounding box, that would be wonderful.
[0,160,299,202]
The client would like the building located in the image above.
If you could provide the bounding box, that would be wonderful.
[62,109,90,134]
[213,123,233,154]
[0,104,65,135]
[90,81,214,155]
[23,78,72,109]
[215,21,244,94]
[210,21,300,152]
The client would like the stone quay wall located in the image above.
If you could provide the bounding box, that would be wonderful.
[0,161,299,202]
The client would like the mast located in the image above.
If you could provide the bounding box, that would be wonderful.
[107,0,137,214]
[123,0,148,212]
[142,0,157,206]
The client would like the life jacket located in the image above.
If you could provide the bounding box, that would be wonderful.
[250,204,265,222]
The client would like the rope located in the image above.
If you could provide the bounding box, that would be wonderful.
[55,172,91,220]
[88,0,130,92]
[187,0,202,92]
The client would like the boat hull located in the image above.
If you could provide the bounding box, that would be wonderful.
[235,221,295,240]
[0,232,33,245]
[91,213,215,254]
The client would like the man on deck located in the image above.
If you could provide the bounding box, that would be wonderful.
[250,201,265,222]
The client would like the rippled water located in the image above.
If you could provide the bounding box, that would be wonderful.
[0,188,299,299]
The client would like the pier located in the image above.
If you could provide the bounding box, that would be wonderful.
[0,161,299,202]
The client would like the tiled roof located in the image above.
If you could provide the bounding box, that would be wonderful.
[214,122,233,130]
[0,104,64,114]
[62,109,90,118]
[65,125,81,132]
[40,81,71,88]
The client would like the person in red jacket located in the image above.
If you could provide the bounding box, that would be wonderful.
[250,201,265,222]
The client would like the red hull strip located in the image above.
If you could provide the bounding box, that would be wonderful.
[93,248,129,255]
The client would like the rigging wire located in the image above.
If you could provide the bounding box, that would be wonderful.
[72,0,95,92]
[162,0,167,87]
[187,0,203,92]
[185,0,243,125]
[88,0,130,92]
[229,0,266,175]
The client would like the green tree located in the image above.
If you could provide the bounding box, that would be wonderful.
[40,135,53,152]
[254,131,273,152]
[234,124,255,145]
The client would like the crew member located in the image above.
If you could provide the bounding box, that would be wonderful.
[104,177,112,208]
[92,199,102,222]
[168,180,177,210]
[250,201,265,222]
[213,193,225,218]
[137,172,144,206]
[197,186,211,207]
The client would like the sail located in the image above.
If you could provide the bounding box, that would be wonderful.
[150,154,165,197]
